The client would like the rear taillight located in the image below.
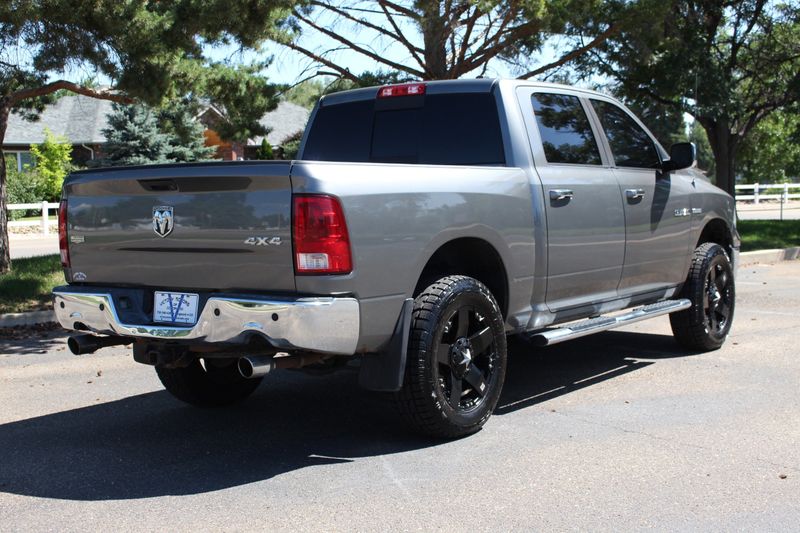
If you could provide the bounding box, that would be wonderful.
[377,82,426,98]
[58,199,70,268]
[292,195,352,275]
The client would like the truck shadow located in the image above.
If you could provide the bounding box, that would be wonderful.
[0,330,694,501]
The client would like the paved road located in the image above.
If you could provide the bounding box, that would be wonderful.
[1,262,798,531]
[8,235,59,260]
[737,202,800,220]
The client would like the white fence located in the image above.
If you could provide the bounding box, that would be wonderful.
[7,201,60,234]
[734,183,800,203]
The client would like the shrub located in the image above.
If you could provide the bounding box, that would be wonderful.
[29,128,73,201]
[256,137,273,159]
[6,166,47,220]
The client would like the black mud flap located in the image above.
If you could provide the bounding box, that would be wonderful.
[358,298,413,392]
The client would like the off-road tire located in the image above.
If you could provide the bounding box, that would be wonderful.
[670,242,735,351]
[395,275,507,438]
[156,358,263,407]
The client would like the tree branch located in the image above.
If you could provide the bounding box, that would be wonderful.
[292,9,425,78]
[518,25,621,79]
[454,7,483,77]
[9,80,134,106]
[376,1,426,68]
[277,41,360,82]
[311,1,424,59]
[376,0,419,20]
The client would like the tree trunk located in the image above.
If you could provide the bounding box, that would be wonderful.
[419,1,449,79]
[0,101,10,274]
[701,118,738,197]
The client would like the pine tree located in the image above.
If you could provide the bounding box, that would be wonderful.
[256,138,273,160]
[159,103,216,162]
[100,104,173,166]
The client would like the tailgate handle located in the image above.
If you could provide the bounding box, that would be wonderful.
[139,179,178,192]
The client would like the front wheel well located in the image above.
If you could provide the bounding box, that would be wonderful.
[414,238,509,318]
[697,218,734,257]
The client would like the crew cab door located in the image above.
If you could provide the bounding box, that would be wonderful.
[517,88,625,311]
[587,98,692,295]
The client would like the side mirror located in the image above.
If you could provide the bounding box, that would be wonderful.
[662,142,696,172]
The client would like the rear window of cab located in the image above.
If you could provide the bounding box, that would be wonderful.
[303,93,505,166]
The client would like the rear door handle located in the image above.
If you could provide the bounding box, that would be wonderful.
[626,188,645,200]
[549,189,574,202]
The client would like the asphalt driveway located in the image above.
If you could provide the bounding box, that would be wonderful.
[1,261,798,531]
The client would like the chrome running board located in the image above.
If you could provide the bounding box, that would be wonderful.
[528,299,691,347]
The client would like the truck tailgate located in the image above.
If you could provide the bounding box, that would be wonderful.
[63,162,295,292]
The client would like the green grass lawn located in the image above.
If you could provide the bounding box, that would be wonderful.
[738,220,800,252]
[0,255,63,314]
[14,215,57,222]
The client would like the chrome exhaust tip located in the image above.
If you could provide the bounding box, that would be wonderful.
[238,356,276,379]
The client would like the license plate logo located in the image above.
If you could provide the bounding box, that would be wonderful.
[153,292,199,324]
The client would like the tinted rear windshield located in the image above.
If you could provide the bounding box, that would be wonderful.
[302,92,505,165]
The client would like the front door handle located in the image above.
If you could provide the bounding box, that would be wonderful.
[625,188,645,201]
[549,189,574,202]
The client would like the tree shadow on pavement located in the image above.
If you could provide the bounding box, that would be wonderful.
[0,327,66,357]
[0,330,695,501]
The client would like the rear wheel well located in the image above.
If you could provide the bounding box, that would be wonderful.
[414,238,508,318]
[697,219,734,257]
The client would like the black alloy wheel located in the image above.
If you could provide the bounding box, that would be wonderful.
[395,275,507,438]
[435,305,498,412]
[703,259,734,337]
[670,242,735,351]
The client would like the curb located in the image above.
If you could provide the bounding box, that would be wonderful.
[739,247,800,267]
[0,310,56,328]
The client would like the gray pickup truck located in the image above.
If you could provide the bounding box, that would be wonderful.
[53,79,738,437]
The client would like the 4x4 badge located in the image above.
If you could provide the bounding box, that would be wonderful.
[153,206,174,237]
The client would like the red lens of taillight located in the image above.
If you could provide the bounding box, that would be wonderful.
[58,199,70,268]
[377,82,426,98]
[292,195,352,275]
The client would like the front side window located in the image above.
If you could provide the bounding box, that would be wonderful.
[591,100,660,169]
[531,93,602,165]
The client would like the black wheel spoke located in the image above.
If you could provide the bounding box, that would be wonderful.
[449,371,463,408]
[437,343,451,365]
[708,266,717,284]
[464,364,487,397]
[455,307,469,338]
[717,303,731,321]
[469,326,493,356]
[709,311,718,332]
[715,271,728,292]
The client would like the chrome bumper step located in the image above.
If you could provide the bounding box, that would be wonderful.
[527,299,691,347]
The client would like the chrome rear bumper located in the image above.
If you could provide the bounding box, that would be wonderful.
[52,289,360,355]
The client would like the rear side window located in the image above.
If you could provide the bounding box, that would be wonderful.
[591,100,660,169]
[531,93,602,165]
[302,93,505,165]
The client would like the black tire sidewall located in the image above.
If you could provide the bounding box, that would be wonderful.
[410,277,507,433]
[672,243,735,351]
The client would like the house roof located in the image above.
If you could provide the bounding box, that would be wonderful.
[4,95,310,148]
[249,101,310,147]
[4,94,113,145]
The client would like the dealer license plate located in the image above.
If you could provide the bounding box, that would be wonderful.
[153,291,199,324]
